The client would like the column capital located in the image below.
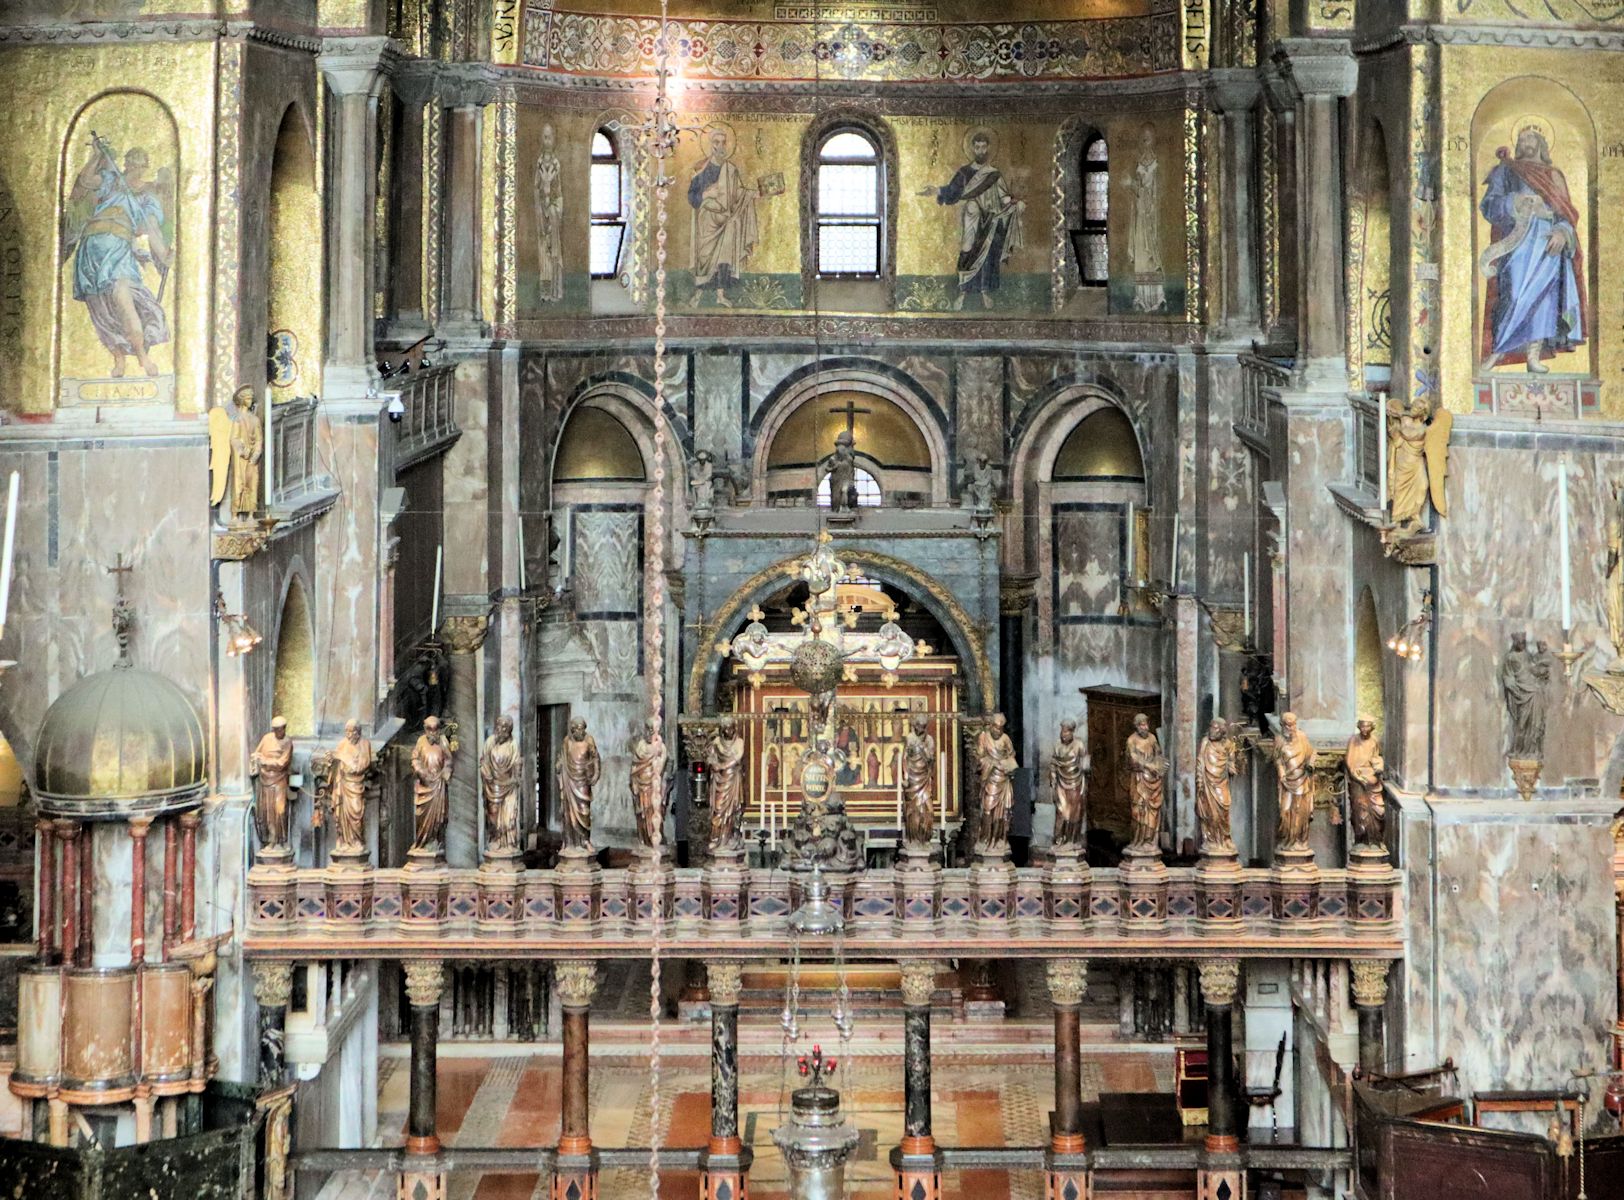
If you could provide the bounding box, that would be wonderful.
[899,960,941,1009]
[129,815,154,839]
[438,65,498,109]
[554,960,600,1009]
[404,960,446,1009]
[707,961,745,1007]
[317,35,395,95]
[179,809,203,831]
[439,614,490,654]
[1350,959,1390,1009]
[1198,958,1242,1007]
[54,818,82,840]
[1208,68,1261,114]
[1274,39,1357,99]
[1045,958,1088,1008]
[999,574,1038,617]
[252,960,294,1008]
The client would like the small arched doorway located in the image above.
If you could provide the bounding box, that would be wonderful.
[272,577,315,736]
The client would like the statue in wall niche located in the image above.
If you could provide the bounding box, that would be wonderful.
[480,716,522,858]
[826,430,857,512]
[974,712,1018,850]
[630,719,671,853]
[1127,123,1166,314]
[1049,718,1090,851]
[1387,399,1452,535]
[227,385,263,521]
[557,717,601,855]
[688,123,761,307]
[961,452,1000,514]
[1502,632,1556,760]
[690,450,717,519]
[250,716,295,859]
[901,714,937,849]
[65,134,172,378]
[1125,713,1168,852]
[533,122,564,304]
[1344,715,1386,848]
[918,127,1025,310]
[408,715,453,861]
[1479,123,1584,376]
[1272,711,1315,854]
[326,719,374,859]
[1195,718,1239,855]
[708,718,747,851]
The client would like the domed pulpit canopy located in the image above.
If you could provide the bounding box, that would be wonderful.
[31,663,207,818]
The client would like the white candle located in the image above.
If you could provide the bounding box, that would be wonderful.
[1171,513,1181,589]
[1559,457,1572,631]
[938,747,947,834]
[517,518,528,592]
[1125,502,1136,584]
[1377,395,1388,512]
[264,389,274,508]
[431,544,443,631]
[0,471,18,636]
[896,758,904,832]
[761,751,770,832]
[1242,552,1251,640]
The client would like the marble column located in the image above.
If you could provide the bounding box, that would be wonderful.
[894,960,943,1200]
[129,817,150,965]
[1197,959,1244,1200]
[1045,959,1089,1198]
[386,67,435,338]
[440,82,488,334]
[35,818,53,961]
[253,961,293,1090]
[1211,71,1262,332]
[77,822,93,965]
[399,961,446,1200]
[440,615,489,868]
[162,818,178,958]
[554,961,599,1200]
[699,961,751,1200]
[180,810,199,942]
[1350,960,1388,1076]
[58,820,79,965]
[316,37,388,398]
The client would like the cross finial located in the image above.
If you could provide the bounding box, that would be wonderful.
[107,553,134,666]
[828,394,872,435]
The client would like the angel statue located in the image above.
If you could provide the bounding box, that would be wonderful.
[1387,399,1451,535]
[63,132,173,378]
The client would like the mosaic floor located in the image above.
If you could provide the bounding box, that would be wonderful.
[337,1035,1176,1200]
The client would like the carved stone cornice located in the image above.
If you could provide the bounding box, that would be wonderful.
[1046,958,1088,1008]
[899,960,941,1009]
[403,960,445,1009]
[1198,958,1242,1007]
[1356,22,1624,54]
[252,961,294,1008]
[213,527,273,561]
[317,35,397,94]
[439,615,489,654]
[554,961,599,1009]
[1350,959,1389,1009]
[707,961,745,1008]
[438,64,498,109]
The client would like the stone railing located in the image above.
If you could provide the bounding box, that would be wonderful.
[1349,392,1383,500]
[385,363,459,471]
[1237,353,1290,443]
[245,862,1401,961]
[270,395,323,507]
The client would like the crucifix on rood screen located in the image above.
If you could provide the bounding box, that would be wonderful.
[829,394,871,435]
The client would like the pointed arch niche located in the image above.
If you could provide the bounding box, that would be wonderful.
[1352,118,1394,390]
[267,104,322,405]
[273,576,316,736]
[1354,586,1385,733]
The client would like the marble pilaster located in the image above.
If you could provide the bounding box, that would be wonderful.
[440,614,488,868]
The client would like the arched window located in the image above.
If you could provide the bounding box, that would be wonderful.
[817,467,882,508]
[590,128,626,279]
[815,129,883,278]
[1072,134,1109,286]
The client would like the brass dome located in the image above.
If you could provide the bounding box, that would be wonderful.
[32,664,207,816]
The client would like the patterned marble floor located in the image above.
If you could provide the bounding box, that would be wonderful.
[349,1037,1176,1200]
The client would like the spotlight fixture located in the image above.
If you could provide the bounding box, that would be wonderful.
[1387,590,1432,663]
[215,591,263,657]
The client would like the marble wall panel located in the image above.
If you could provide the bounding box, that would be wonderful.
[572,509,641,615]
[692,349,744,459]
[314,415,383,729]
[1282,404,1352,723]
[1202,354,1252,598]
[954,355,1004,463]
[444,359,492,598]
[1055,507,1125,620]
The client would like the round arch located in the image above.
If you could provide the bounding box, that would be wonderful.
[749,361,950,505]
[272,571,316,736]
[687,548,993,715]
[549,375,693,542]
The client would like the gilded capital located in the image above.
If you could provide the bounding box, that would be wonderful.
[1046,958,1088,1007]
[252,961,294,1008]
[403,960,446,1009]
[1198,958,1242,1007]
[554,960,599,1009]
[999,574,1037,617]
[899,960,940,1009]
[707,961,745,1007]
[1350,959,1389,1009]
[439,615,489,654]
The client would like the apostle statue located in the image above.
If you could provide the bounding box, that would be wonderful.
[901,714,937,849]
[250,715,294,859]
[1344,716,1385,848]
[326,719,374,861]
[480,716,522,859]
[1387,399,1452,535]
[962,452,999,514]
[557,717,601,854]
[688,123,759,307]
[409,715,453,861]
[1272,711,1315,853]
[630,718,670,852]
[708,718,746,851]
[1479,123,1584,376]
[228,384,262,522]
[826,429,857,512]
[1125,713,1168,852]
[975,712,1018,850]
[1195,719,1239,855]
[1502,632,1554,760]
[1049,719,1090,851]
[690,450,717,520]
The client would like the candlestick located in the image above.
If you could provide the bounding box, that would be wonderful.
[430,545,443,631]
[517,518,528,592]
[1377,395,1388,513]
[0,471,18,637]
[938,747,947,835]
[1171,513,1181,589]
[1242,552,1251,641]
[761,751,769,833]
[1125,502,1136,585]
[1558,456,1572,632]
